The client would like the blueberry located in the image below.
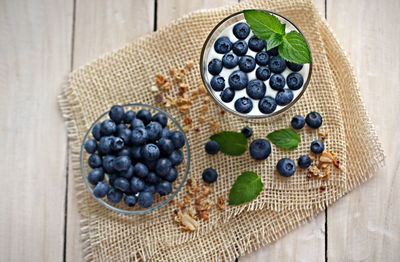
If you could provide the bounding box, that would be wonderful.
[131,118,145,129]
[269,56,286,73]
[88,168,105,185]
[144,159,157,171]
[164,167,178,182]
[232,22,250,39]
[111,137,125,151]
[208,58,223,75]
[88,154,102,168]
[214,36,232,54]
[170,131,185,149]
[156,181,172,196]
[124,195,137,207]
[92,123,102,141]
[232,40,248,56]
[120,164,134,179]
[255,66,271,81]
[133,162,149,178]
[145,171,160,184]
[155,158,172,177]
[246,79,266,99]
[267,46,279,56]
[287,73,304,90]
[291,115,305,129]
[118,149,130,156]
[210,75,225,91]
[123,110,136,124]
[249,139,271,160]
[169,150,184,166]
[276,158,296,177]
[255,51,269,66]
[98,136,114,155]
[205,140,220,155]
[100,120,116,135]
[152,112,168,128]
[275,89,294,106]
[107,188,123,203]
[310,140,325,154]
[202,168,218,183]
[145,121,162,141]
[141,143,160,161]
[241,126,253,138]
[220,87,235,102]
[129,146,142,160]
[286,61,303,72]
[248,36,266,52]
[114,156,131,172]
[143,184,156,194]
[157,138,175,155]
[116,125,131,144]
[109,105,125,124]
[258,96,277,114]
[137,191,154,208]
[161,128,171,138]
[114,177,130,192]
[84,139,97,154]
[234,97,253,114]
[222,53,239,69]
[269,74,286,90]
[228,70,248,90]
[238,55,256,72]
[102,155,116,174]
[298,155,312,169]
[131,127,148,145]
[136,109,152,125]
[93,181,109,198]
[130,177,145,193]
[108,173,118,187]
[305,112,323,128]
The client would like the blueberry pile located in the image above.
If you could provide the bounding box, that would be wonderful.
[207,21,306,115]
[83,105,186,209]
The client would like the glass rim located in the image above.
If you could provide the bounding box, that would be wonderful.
[199,9,313,119]
[79,103,191,215]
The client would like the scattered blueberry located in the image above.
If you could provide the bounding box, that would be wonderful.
[267,46,279,56]
[169,150,184,166]
[109,105,125,124]
[228,70,248,90]
[205,140,220,155]
[208,58,223,75]
[268,56,286,73]
[136,109,152,125]
[291,115,305,129]
[114,177,130,192]
[92,123,102,141]
[120,165,134,179]
[210,76,225,91]
[100,120,116,135]
[202,168,218,183]
[131,118,145,129]
[286,61,303,72]
[145,172,160,185]
[156,181,172,196]
[275,89,294,106]
[276,158,296,177]
[152,112,168,128]
[249,139,271,160]
[305,112,323,128]
[287,73,304,90]
[310,140,325,154]
[298,155,312,169]
[170,131,185,149]
[255,66,271,81]
[269,74,286,90]
[258,96,277,114]
[88,154,102,168]
[164,167,178,182]
[114,156,131,172]
[111,137,125,151]
[131,127,148,145]
[141,143,160,161]
[84,139,97,154]
[222,53,239,69]
[137,191,154,208]
[232,40,248,56]
[234,97,253,114]
[93,182,109,198]
[246,79,266,99]
[102,155,115,173]
[241,126,253,138]
[248,36,266,52]
[107,188,123,203]
[130,177,145,193]
[157,137,175,155]
[238,55,256,72]
[124,195,137,207]
[88,168,105,185]
[255,51,269,66]
[145,121,162,142]
[123,110,136,124]
[232,22,250,39]
[214,37,232,54]
[155,158,172,177]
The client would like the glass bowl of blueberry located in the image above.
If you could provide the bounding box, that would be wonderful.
[200,10,312,119]
[80,104,190,214]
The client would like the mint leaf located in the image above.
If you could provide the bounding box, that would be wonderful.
[229,171,264,205]
[266,128,300,150]
[278,31,311,64]
[266,33,283,50]
[243,10,285,39]
[210,131,247,156]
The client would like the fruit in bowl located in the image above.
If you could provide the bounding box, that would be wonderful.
[80,104,190,214]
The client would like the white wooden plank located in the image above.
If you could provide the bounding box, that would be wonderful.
[66,1,155,261]
[0,0,73,261]
[326,0,400,261]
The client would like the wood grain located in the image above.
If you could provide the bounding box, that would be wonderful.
[326,0,400,261]
[0,0,73,261]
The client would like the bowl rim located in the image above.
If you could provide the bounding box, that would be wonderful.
[199,9,313,119]
[79,103,191,215]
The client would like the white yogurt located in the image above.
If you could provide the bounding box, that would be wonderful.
[204,17,310,116]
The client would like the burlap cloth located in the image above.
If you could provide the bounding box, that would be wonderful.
[59,0,384,261]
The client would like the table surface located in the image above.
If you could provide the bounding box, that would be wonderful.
[1,0,399,261]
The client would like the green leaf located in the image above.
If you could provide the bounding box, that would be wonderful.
[243,9,285,40]
[266,33,283,50]
[229,171,264,205]
[266,128,300,150]
[278,31,311,64]
[210,131,247,156]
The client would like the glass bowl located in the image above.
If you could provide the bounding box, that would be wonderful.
[200,10,313,120]
[80,104,190,215]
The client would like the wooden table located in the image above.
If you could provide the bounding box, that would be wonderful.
[1,0,399,261]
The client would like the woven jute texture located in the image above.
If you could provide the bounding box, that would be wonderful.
[58,0,384,261]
